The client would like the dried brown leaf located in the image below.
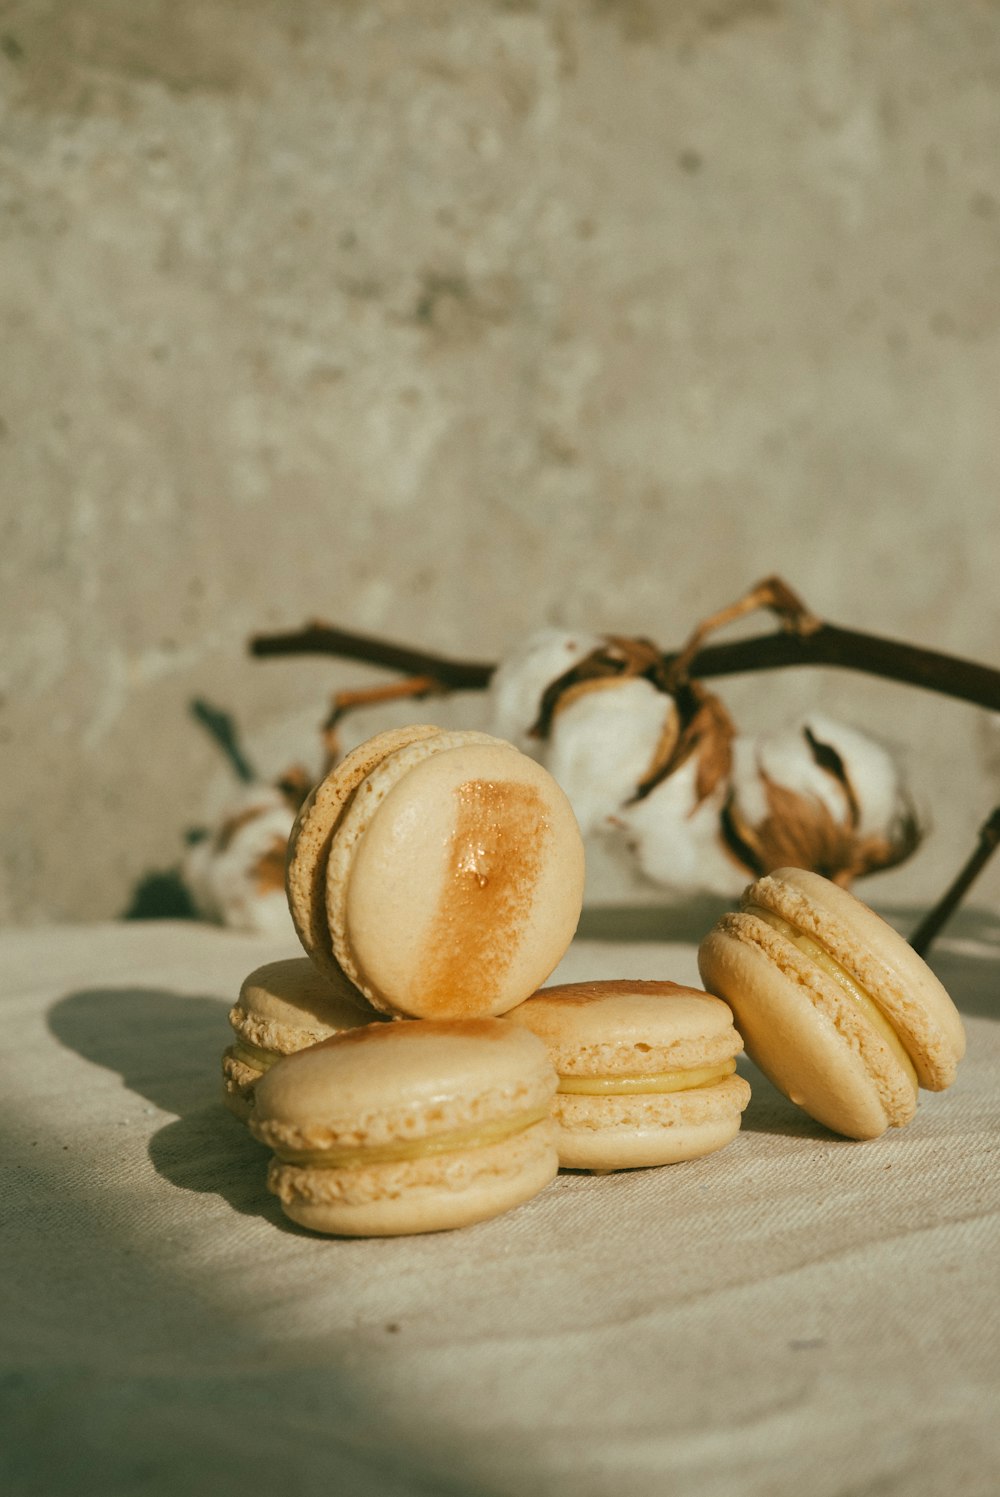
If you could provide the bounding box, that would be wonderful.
[633,683,735,808]
[531,635,665,739]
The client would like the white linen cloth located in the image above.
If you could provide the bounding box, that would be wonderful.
[2,909,998,1496]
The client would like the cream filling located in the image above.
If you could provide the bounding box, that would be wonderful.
[556,1059,737,1095]
[274,1106,551,1169]
[745,904,918,1094]
[229,1039,282,1072]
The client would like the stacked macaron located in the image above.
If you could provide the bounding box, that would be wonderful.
[506,980,751,1169]
[225,725,587,1235]
[252,1019,560,1236]
[221,957,381,1122]
[284,725,587,1019]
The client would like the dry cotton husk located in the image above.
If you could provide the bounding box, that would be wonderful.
[487,630,920,895]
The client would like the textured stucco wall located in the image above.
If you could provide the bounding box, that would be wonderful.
[2,0,999,926]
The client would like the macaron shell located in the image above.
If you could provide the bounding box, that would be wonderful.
[221,1048,259,1122]
[285,724,443,979]
[744,868,965,1090]
[699,914,916,1139]
[506,980,744,1076]
[266,1116,558,1236]
[553,1074,751,1170]
[230,957,377,1053]
[250,1018,557,1152]
[332,742,585,1019]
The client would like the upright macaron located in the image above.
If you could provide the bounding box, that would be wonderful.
[287,725,586,1020]
[505,980,751,1170]
[697,867,966,1140]
[222,957,379,1121]
[250,1019,560,1235]
[286,725,444,985]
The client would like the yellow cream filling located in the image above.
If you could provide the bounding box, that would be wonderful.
[275,1106,551,1169]
[745,904,918,1094]
[557,1059,737,1095]
[229,1039,281,1072]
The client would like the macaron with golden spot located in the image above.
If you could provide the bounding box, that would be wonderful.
[697,866,966,1140]
[222,957,380,1122]
[326,733,585,1020]
[504,979,751,1170]
[250,1018,560,1236]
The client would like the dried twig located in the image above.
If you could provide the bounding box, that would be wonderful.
[250,619,493,690]
[321,675,447,769]
[250,610,1000,713]
[663,575,821,692]
[909,807,1000,955]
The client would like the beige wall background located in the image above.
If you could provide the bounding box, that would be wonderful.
[2,0,999,928]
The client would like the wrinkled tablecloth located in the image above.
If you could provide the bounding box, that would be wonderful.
[2,907,998,1496]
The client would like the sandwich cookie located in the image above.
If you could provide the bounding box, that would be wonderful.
[290,724,586,1019]
[286,725,444,984]
[250,1019,559,1235]
[222,957,379,1122]
[505,980,751,1170]
[697,867,966,1139]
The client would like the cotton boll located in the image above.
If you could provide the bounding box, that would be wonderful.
[730,725,848,829]
[546,677,675,837]
[182,785,296,935]
[488,628,603,751]
[724,715,919,883]
[729,715,911,840]
[615,756,745,898]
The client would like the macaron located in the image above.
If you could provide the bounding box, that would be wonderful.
[222,957,379,1122]
[697,866,966,1140]
[286,725,444,984]
[505,980,751,1170]
[287,724,586,1020]
[250,1018,560,1235]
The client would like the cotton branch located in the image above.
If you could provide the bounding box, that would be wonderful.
[249,617,1000,713]
[249,579,1000,951]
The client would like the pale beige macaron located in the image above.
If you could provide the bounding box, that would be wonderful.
[250,1018,560,1236]
[285,725,445,985]
[222,957,380,1122]
[505,980,751,1170]
[697,867,966,1140]
[289,723,586,1020]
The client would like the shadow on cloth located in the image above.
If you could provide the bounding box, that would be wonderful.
[47,985,282,1225]
[42,986,508,1497]
[732,1057,838,1140]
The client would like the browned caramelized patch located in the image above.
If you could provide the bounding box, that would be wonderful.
[412,779,550,1016]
